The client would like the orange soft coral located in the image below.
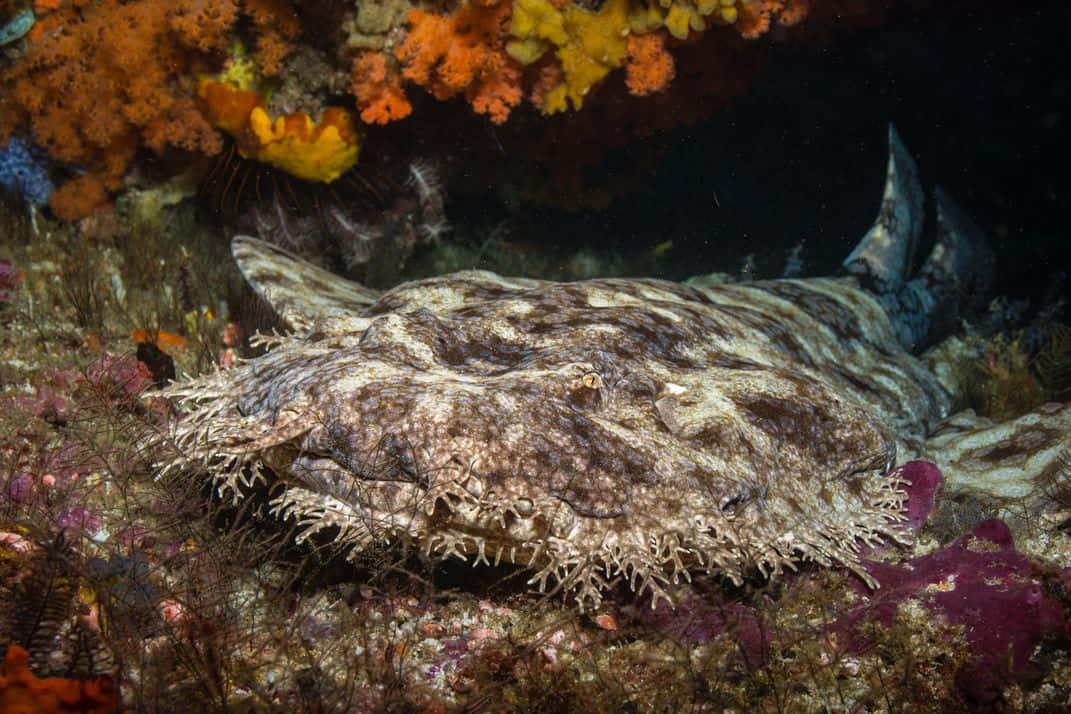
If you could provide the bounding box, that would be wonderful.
[735,0,809,39]
[3,2,201,171]
[48,173,111,222]
[168,0,297,70]
[0,644,118,714]
[1,1,206,218]
[169,0,240,52]
[777,0,809,26]
[625,32,675,96]
[350,52,413,124]
[467,61,522,124]
[242,0,302,75]
[0,0,300,220]
[394,0,523,124]
[33,0,63,14]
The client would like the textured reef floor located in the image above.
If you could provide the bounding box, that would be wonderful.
[1,0,1068,709]
[1,178,1071,713]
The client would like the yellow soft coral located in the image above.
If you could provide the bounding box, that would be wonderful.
[632,0,740,40]
[198,79,361,183]
[508,0,631,113]
[216,41,260,91]
[247,106,360,183]
[508,0,567,64]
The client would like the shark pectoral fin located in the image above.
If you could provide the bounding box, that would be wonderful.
[231,235,381,334]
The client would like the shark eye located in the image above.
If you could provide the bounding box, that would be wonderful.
[580,372,603,389]
[568,370,606,410]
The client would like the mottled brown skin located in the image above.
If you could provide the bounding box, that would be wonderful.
[921,402,1071,503]
[156,237,950,608]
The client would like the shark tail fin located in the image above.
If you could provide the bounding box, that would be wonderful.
[841,126,993,352]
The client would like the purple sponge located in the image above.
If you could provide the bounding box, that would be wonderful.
[848,518,1070,703]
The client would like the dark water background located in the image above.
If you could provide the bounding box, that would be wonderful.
[452,3,1069,318]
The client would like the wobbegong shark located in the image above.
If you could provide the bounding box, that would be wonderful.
[155,126,998,608]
